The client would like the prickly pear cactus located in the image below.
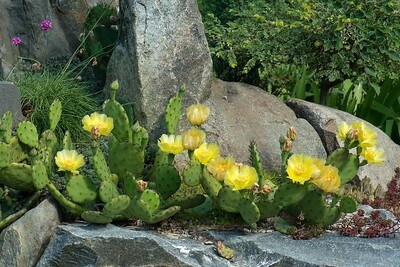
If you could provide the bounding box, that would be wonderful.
[49,99,62,131]
[102,195,131,217]
[273,182,307,207]
[93,148,111,182]
[32,160,50,190]
[99,180,120,203]
[66,175,98,204]
[16,122,39,148]
[201,168,222,200]
[0,111,12,143]
[0,163,35,191]
[165,85,185,134]
[103,98,131,142]
[183,158,203,186]
[0,142,10,168]
[81,211,113,224]
[326,148,359,184]
[217,187,241,213]
[153,164,181,199]
[239,199,260,228]
[339,196,358,213]
[109,142,144,178]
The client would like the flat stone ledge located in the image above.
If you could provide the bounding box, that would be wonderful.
[37,223,399,267]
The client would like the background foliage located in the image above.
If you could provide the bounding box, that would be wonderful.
[200,0,400,143]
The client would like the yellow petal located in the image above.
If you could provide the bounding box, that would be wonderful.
[194,142,219,165]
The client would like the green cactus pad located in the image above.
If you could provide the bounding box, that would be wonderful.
[149,206,181,224]
[201,168,222,200]
[153,164,181,199]
[107,134,118,151]
[274,217,297,234]
[0,142,10,168]
[103,195,131,217]
[62,131,74,150]
[239,199,260,228]
[124,198,152,220]
[274,182,307,207]
[93,148,110,181]
[32,160,50,190]
[0,163,34,191]
[0,111,12,143]
[99,180,120,203]
[140,189,160,213]
[339,196,358,213]
[81,211,113,224]
[49,99,62,131]
[257,199,281,219]
[46,182,86,215]
[316,206,341,227]
[162,194,206,210]
[298,190,327,223]
[66,175,98,204]
[183,158,203,186]
[326,148,359,184]
[123,174,137,198]
[104,99,131,142]
[217,187,241,213]
[9,137,28,163]
[165,85,185,134]
[109,142,144,178]
[16,122,39,148]
[110,173,119,185]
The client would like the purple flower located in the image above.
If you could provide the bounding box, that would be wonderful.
[11,37,22,45]
[40,19,52,31]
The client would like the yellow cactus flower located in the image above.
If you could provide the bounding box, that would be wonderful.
[286,154,320,184]
[224,164,258,191]
[182,128,206,150]
[310,157,326,178]
[351,121,376,148]
[186,104,210,126]
[194,142,219,165]
[55,149,85,175]
[361,146,385,164]
[337,121,350,141]
[311,165,340,193]
[157,134,184,155]
[82,112,114,137]
[207,156,235,181]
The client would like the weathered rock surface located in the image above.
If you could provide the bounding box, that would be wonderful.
[0,81,24,126]
[0,198,62,267]
[199,79,326,171]
[0,0,91,76]
[286,98,400,189]
[37,224,400,267]
[106,0,213,140]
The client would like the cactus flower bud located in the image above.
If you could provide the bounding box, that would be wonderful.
[261,184,271,194]
[110,79,119,91]
[287,126,297,141]
[182,128,206,150]
[186,104,210,126]
[136,180,148,192]
[283,138,292,152]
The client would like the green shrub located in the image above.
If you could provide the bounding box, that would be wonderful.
[16,71,100,141]
[202,0,400,101]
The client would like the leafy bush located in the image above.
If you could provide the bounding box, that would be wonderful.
[15,71,100,141]
[202,0,400,100]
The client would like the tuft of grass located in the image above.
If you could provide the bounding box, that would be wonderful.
[15,70,101,141]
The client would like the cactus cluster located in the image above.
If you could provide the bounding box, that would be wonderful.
[0,99,62,230]
[29,82,205,225]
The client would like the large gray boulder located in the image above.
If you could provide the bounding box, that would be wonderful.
[199,79,326,172]
[0,0,91,76]
[0,198,62,267]
[0,81,24,126]
[37,224,400,267]
[106,0,213,140]
[286,98,400,189]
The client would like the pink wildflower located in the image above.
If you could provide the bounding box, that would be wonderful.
[11,37,22,45]
[40,19,52,31]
